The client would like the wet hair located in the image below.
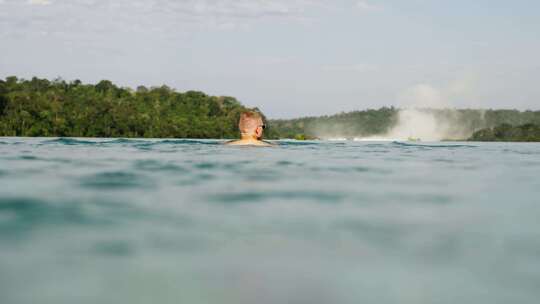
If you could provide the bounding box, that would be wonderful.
[239,111,263,135]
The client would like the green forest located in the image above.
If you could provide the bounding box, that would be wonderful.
[469,124,540,142]
[269,108,540,140]
[0,76,263,138]
[269,107,399,140]
[1,77,540,141]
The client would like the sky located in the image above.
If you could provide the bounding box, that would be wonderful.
[1,0,539,118]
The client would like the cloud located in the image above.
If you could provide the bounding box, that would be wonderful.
[28,0,51,5]
[251,56,296,66]
[397,83,447,108]
[355,1,382,11]
[322,63,378,72]
[397,74,480,109]
[1,0,331,38]
[176,1,296,18]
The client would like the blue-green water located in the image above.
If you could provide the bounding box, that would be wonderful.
[1,137,539,304]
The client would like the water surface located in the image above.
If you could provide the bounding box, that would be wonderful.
[1,137,539,304]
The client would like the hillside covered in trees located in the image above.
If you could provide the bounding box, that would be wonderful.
[469,123,540,142]
[268,108,399,140]
[0,76,261,138]
[1,76,540,141]
[269,108,540,140]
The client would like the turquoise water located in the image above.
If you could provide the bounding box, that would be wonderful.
[1,137,539,304]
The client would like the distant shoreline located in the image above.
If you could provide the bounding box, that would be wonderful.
[1,77,539,142]
[2,135,540,143]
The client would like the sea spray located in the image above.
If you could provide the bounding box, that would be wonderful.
[383,108,475,141]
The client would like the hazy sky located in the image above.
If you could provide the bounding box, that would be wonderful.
[1,0,539,118]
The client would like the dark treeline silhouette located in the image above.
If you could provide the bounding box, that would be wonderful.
[0,76,262,138]
[470,123,540,142]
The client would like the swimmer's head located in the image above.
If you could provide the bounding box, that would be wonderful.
[239,111,265,139]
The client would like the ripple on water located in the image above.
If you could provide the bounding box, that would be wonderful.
[42,138,98,145]
[210,190,345,204]
[103,138,160,149]
[333,219,408,247]
[93,240,134,257]
[158,139,221,145]
[388,192,454,204]
[194,162,218,169]
[134,159,188,173]
[276,160,294,166]
[102,138,222,147]
[277,141,320,146]
[365,143,387,147]
[392,141,477,149]
[133,143,154,151]
[503,148,540,155]
[176,172,216,186]
[80,171,154,189]
[310,166,391,174]
[243,171,280,181]
[0,197,151,241]
[104,138,141,144]
[123,139,222,151]
[220,162,245,171]
[275,160,307,167]
[0,197,103,236]
[432,158,455,163]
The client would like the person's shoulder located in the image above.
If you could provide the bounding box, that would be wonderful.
[224,140,276,146]
[259,140,276,146]
[224,140,242,145]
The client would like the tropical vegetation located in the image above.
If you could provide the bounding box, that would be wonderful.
[0,76,260,138]
[269,108,540,140]
[1,76,539,141]
[469,123,540,142]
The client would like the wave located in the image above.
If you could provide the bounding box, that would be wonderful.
[0,196,151,239]
[277,142,319,146]
[157,139,221,145]
[209,190,345,204]
[134,159,188,172]
[502,148,540,155]
[392,141,477,148]
[15,137,483,150]
[103,138,147,144]
[101,138,223,146]
[41,138,99,145]
[79,171,155,190]
[37,137,225,148]
[0,197,101,235]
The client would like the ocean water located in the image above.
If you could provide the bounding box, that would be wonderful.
[0,137,539,304]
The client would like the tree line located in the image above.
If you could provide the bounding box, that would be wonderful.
[1,76,539,141]
[0,76,262,138]
[268,108,540,141]
[268,107,399,139]
[469,123,540,142]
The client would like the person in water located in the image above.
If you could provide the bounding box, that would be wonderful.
[226,111,273,146]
